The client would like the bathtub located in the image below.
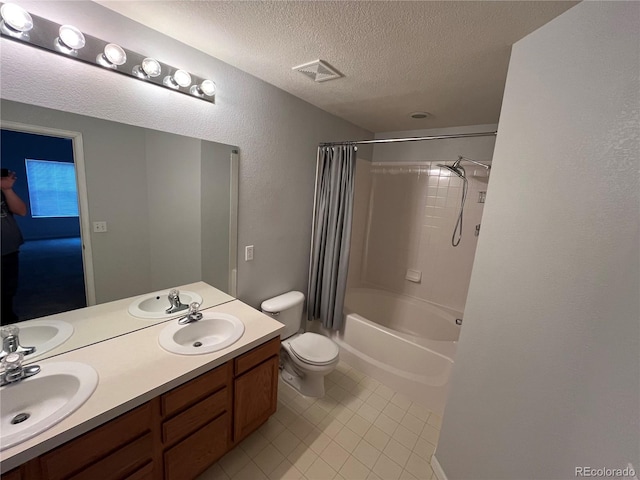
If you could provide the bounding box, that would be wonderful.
[326,288,461,416]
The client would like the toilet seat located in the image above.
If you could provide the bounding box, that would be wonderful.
[288,333,339,366]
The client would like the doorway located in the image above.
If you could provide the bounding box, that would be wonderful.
[1,125,94,321]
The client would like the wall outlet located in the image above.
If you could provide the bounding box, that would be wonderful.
[245,245,254,261]
[93,221,107,233]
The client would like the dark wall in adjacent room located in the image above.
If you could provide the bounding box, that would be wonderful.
[1,129,80,240]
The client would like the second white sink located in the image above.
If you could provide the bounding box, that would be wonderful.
[128,289,204,319]
[158,312,245,355]
[0,361,98,451]
[18,320,74,360]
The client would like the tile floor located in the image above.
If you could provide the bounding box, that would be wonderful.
[197,361,441,480]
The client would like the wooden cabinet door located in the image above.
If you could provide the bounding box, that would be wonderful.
[233,355,278,443]
[1,468,21,480]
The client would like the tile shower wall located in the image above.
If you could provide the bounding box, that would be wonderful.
[349,126,497,313]
[347,158,373,290]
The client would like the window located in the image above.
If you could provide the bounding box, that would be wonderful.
[25,159,79,217]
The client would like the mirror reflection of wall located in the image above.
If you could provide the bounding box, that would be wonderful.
[1,99,238,327]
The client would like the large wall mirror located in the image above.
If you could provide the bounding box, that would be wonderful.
[0,99,238,361]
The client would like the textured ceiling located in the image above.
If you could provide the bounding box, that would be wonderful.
[98,1,578,133]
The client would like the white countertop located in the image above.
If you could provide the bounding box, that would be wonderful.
[21,281,236,364]
[0,295,284,472]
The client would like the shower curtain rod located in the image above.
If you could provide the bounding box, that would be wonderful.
[319,131,497,147]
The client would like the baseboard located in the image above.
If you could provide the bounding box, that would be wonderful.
[432,455,448,480]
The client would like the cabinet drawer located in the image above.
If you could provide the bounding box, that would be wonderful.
[161,362,230,417]
[162,387,228,446]
[234,336,280,376]
[68,433,152,480]
[163,413,230,480]
[125,461,155,480]
[39,402,153,480]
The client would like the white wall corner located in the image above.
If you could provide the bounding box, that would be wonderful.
[431,455,449,480]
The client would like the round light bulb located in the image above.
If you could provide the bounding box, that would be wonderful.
[104,43,126,66]
[141,57,161,77]
[200,80,216,96]
[59,25,85,50]
[0,3,33,32]
[173,69,191,87]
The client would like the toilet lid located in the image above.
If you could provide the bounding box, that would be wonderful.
[289,333,339,366]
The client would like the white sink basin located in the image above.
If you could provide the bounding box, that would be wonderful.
[18,320,74,360]
[159,312,245,355]
[128,289,204,319]
[0,361,98,450]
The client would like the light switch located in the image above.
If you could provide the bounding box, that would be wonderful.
[245,245,254,261]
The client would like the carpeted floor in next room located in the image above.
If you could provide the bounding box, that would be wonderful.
[13,237,86,321]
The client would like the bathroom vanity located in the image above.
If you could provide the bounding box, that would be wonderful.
[0,289,284,479]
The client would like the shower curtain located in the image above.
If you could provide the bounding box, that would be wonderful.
[307,145,356,330]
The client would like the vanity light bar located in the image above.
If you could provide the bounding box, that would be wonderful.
[0,3,216,104]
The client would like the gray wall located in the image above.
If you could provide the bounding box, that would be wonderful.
[435,2,640,478]
[201,141,233,292]
[0,1,372,308]
[145,129,203,291]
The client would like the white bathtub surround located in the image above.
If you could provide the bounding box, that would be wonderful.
[198,360,441,480]
[331,289,460,415]
[436,2,639,479]
[347,158,374,290]
[347,125,497,313]
[346,288,460,345]
[357,159,489,313]
[342,127,495,421]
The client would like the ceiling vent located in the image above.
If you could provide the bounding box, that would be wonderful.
[292,59,343,83]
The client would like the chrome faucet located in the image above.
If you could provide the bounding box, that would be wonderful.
[0,326,36,362]
[166,289,188,314]
[178,302,203,325]
[0,352,40,387]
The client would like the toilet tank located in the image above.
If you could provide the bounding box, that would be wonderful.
[261,291,304,339]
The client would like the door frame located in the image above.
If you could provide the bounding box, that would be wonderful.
[1,120,96,306]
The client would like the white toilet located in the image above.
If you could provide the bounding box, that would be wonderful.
[261,291,339,398]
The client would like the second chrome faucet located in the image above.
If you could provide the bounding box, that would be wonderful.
[0,326,35,363]
[165,289,189,315]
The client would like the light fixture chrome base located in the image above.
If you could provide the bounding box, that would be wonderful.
[0,2,216,104]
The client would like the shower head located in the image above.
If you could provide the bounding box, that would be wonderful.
[437,156,490,179]
[437,164,465,178]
